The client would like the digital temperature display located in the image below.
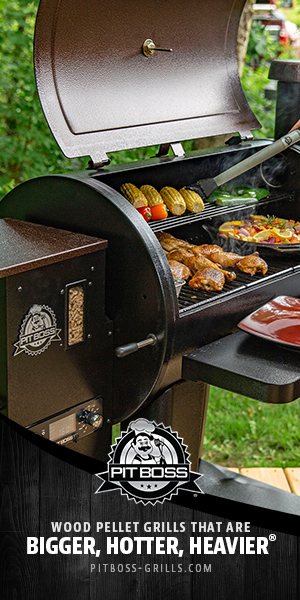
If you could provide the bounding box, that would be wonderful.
[49,414,76,442]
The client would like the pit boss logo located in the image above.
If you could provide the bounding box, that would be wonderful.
[95,418,203,505]
[13,304,61,357]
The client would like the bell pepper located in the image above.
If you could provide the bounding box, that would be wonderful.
[150,204,169,220]
[137,206,152,221]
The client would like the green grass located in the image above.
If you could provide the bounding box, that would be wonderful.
[202,387,300,469]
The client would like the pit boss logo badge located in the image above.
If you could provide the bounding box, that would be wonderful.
[13,304,61,356]
[95,418,203,505]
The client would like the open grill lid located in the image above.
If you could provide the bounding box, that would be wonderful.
[34,0,260,166]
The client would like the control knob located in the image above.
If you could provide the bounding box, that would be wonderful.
[77,409,103,428]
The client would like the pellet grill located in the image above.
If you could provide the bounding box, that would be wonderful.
[2,0,300,471]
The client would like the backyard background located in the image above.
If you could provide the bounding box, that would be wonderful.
[1,0,300,468]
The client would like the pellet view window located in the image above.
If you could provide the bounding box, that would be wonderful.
[68,284,85,346]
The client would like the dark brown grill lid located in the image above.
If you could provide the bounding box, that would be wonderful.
[34,0,260,165]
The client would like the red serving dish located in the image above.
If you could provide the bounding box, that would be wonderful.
[238,295,300,348]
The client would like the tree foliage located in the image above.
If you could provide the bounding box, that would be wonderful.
[0,1,298,201]
[0,0,87,198]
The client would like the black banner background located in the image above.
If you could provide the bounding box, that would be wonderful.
[0,415,299,600]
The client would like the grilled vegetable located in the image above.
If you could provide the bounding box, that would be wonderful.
[208,187,269,203]
[120,183,148,208]
[218,215,300,244]
[235,187,270,200]
[140,185,163,207]
[137,206,152,221]
[216,197,258,207]
[160,187,186,216]
[150,204,168,220]
[179,188,205,213]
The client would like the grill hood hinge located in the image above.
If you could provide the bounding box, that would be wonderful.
[156,142,185,158]
[88,156,111,169]
[225,132,253,146]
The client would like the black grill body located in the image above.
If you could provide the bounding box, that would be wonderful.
[2,141,300,466]
[3,0,300,465]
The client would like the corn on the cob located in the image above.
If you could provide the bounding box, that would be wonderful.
[120,183,148,208]
[179,188,205,214]
[160,187,186,216]
[140,185,163,207]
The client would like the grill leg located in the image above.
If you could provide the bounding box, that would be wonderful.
[123,381,209,472]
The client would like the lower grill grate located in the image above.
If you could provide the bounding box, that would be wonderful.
[178,254,300,313]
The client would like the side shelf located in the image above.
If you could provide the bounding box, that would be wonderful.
[182,330,300,404]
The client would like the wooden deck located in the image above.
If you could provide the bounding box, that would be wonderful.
[228,467,300,495]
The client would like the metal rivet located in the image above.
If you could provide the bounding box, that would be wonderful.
[108,331,112,336]
[17,286,22,292]
[107,419,111,424]
[91,266,95,272]
[87,333,92,339]
[60,289,65,295]
[88,281,93,286]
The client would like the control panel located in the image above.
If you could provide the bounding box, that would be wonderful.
[28,396,103,445]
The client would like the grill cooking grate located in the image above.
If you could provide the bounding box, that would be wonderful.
[149,192,295,233]
[178,254,300,313]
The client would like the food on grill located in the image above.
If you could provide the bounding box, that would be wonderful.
[121,184,205,218]
[216,196,258,207]
[150,204,168,220]
[168,259,191,280]
[120,183,148,208]
[210,250,242,267]
[208,187,269,204]
[167,248,195,263]
[189,268,225,291]
[218,215,300,244]
[184,254,236,281]
[140,185,163,207]
[137,206,152,221]
[156,232,195,252]
[179,188,205,213]
[191,244,223,258]
[236,253,268,276]
[159,231,268,292]
[160,187,186,216]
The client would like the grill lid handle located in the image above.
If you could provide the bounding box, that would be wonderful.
[115,334,157,358]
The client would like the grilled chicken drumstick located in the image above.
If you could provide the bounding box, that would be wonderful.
[167,248,195,262]
[184,255,236,281]
[167,247,236,282]
[168,260,192,280]
[236,253,268,276]
[156,232,195,252]
[210,250,242,268]
[189,268,225,291]
[190,244,223,258]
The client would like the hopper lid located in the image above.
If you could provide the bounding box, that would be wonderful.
[34,0,260,165]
